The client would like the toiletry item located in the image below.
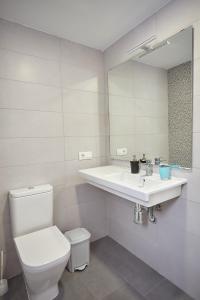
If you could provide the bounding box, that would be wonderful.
[130,155,139,174]
[159,165,171,180]
[140,154,147,164]
[0,250,8,296]
[146,160,153,176]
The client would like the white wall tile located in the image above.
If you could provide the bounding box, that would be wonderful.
[186,201,200,238]
[55,201,82,230]
[95,156,108,166]
[135,117,168,135]
[194,20,200,60]
[0,109,63,137]
[193,133,200,168]
[109,95,135,116]
[184,168,200,203]
[0,49,60,86]
[0,19,60,60]
[109,59,168,162]
[60,39,104,93]
[104,2,200,299]
[0,138,64,166]
[64,113,106,137]
[61,62,104,93]
[108,61,135,97]
[110,135,135,158]
[60,38,103,69]
[65,136,97,160]
[64,159,98,187]
[99,114,108,136]
[0,78,62,111]
[135,98,168,117]
[77,200,107,241]
[64,113,96,137]
[180,234,200,300]
[0,162,65,192]
[193,95,200,132]
[63,89,105,114]
[135,133,168,159]
[95,136,107,158]
[132,61,168,101]
[0,20,107,280]
[54,184,107,240]
[64,160,82,186]
[110,115,135,135]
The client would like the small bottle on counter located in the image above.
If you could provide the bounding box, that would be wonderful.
[140,154,147,164]
[130,155,140,174]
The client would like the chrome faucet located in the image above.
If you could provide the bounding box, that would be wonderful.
[154,157,161,165]
[154,157,166,165]
[139,175,146,187]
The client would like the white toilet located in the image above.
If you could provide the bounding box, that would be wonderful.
[9,184,71,300]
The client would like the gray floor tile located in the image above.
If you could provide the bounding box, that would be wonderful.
[117,259,164,296]
[4,237,193,300]
[77,253,125,299]
[146,279,193,300]
[57,271,96,300]
[92,237,164,296]
[0,275,28,300]
[103,283,146,300]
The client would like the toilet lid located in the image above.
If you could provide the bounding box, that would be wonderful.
[14,226,70,269]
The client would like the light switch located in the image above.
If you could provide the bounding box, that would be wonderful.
[79,151,93,160]
[117,148,128,156]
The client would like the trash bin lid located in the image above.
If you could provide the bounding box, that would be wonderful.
[64,228,91,245]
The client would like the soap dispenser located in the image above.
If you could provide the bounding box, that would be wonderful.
[130,155,140,174]
[140,154,147,164]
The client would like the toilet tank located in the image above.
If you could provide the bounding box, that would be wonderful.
[9,184,53,237]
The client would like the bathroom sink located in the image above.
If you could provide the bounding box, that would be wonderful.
[79,165,187,207]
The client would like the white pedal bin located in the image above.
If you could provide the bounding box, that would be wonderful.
[64,228,91,272]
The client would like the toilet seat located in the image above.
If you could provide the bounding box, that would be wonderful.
[14,226,71,273]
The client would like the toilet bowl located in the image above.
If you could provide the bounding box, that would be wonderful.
[9,185,70,300]
[15,226,70,300]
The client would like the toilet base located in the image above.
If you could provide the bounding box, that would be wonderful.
[26,283,59,300]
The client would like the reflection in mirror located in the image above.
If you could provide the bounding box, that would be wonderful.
[108,27,193,168]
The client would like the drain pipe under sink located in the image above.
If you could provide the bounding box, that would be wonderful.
[133,204,157,224]
[133,204,144,224]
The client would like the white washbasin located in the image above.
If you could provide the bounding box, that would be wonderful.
[79,165,187,207]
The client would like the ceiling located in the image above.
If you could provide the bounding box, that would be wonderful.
[135,27,193,69]
[0,0,172,50]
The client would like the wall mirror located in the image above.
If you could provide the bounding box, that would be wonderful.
[108,27,193,168]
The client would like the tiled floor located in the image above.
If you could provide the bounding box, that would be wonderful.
[1,236,193,300]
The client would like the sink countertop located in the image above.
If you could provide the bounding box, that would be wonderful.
[79,165,187,207]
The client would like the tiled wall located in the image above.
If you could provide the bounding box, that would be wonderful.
[104,1,200,298]
[108,60,168,161]
[0,19,108,278]
[168,61,192,168]
[1,3,200,300]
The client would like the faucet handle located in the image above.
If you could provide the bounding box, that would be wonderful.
[146,159,152,165]
[154,157,166,165]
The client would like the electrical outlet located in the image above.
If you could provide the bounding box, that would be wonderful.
[117,148,128,156]
[79,151,93,160]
